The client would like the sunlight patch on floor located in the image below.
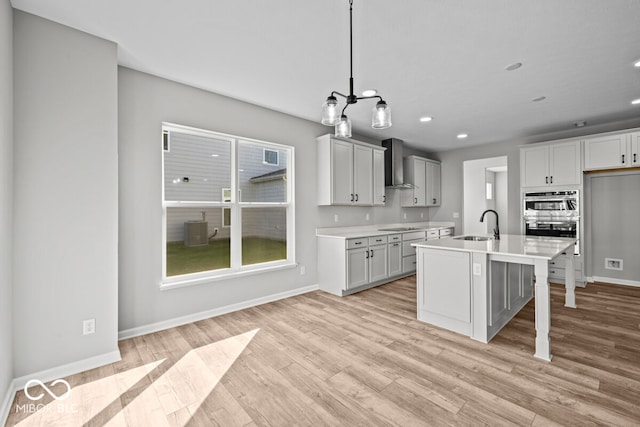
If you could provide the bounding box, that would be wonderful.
[13,328,259,427]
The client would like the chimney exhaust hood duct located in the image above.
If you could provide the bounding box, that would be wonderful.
[382,138,414,189]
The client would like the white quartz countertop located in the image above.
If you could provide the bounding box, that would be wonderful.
[412,234,576,260]
[316,222,455,239]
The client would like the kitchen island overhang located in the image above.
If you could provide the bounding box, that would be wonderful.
[413,234,577,362]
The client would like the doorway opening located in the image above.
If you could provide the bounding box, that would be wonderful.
[463,156,508,235]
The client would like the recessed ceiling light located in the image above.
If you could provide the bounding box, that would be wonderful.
[419,116,433,123]
[362,89,377,97]
[634,60,640,68]
[457,133,468,139]
[574,121,587,128]
[211,154,219,157]
[632,99,640,105]
[505,62,523,71]
[532,96,547,102]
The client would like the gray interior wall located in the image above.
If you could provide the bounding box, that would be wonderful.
[430,141,522,235]
[495,171,508,233]
[0,0,14,406]
[586,171,640,282]
[118,67,431,331]
[13,11,119,376]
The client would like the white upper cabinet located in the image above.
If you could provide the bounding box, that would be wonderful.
[583,132,640,171]
[402,155,441,207]
[426,161,441,206]
[520,140,580,188]
[373,149,386,206]
[317,134,386,206]
[583,133,629,170]
[632,133,640,166]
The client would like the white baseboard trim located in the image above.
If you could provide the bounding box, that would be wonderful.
[1,378,19,427]
[1,349,121,426]
[118,284,320,341]
[589,276,640,287]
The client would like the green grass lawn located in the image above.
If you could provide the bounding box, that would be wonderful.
[166,237,286,276]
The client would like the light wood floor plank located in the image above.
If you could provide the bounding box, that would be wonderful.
[6,279,640,426]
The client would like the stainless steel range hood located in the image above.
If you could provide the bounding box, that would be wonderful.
[382,138,414,189]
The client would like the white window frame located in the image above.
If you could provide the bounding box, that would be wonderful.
[161,123,295,290]
[263,148,279,166]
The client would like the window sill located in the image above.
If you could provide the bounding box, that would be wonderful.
[160,262,298,291]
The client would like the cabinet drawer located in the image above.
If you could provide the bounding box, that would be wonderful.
[403,255,417,273]
[346,238,367,249]
[369,236,388,246]
[439,228,452,237]
[403,231,426,241]
[388,234,402,242]
[426,230,439,239]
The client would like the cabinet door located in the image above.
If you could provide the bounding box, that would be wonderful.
[372,149,386,206]
[353,144,373,205]
[549,141,581,186]
[521,145,549,187]
[583,134,628,170]
[346,247,368,289]
[331,139,354,204]
[426,161,441,206]
[388,242,402,276]
[369,244,388,282]
[631,133,640,166]
[412,158,427,206]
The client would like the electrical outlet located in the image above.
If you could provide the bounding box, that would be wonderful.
[365,213,370,221]
[83,319,96,335]
[473,263,482,276]
[605,258,623,271]
[300,265,306,275]
[334,214,339,222]
[403,213,407,219]
[453,212,460,219]
[420,212,424,219]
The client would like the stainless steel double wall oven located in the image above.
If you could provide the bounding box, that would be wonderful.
[523,190,580,255]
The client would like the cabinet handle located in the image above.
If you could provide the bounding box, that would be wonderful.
[393,243,399,247]
[545,176,548,184]
[366,250,369,259]
[355,194,359,202]
[383,195,386,203]
[432,198,436,204]
[370,249,374,258]
[354,242,362,245]
[622,154,625,164]
[634,153,637,163]
[550,176,553,184]
[351,193,354,202]
[414,197,418,204]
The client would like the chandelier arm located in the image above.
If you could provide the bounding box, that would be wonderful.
[331,91,349,99]
[355,95,384,102]
[341,104,350,116]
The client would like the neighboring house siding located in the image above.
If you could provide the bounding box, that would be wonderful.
[164,132,231,202]
[165,132,288,242]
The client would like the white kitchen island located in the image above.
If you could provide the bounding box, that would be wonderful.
[413,234,577,361]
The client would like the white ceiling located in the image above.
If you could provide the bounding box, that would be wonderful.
[12,0,640,152]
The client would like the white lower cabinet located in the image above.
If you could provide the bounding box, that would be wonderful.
[388,240,403,277]
[318,229,456,296]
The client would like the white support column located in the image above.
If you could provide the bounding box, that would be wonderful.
[564,251,577,308]
[533,259,552,361]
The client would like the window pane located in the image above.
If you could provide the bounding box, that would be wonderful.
[238,141,288,203]
[166,207,230,276]
[241,207,287,265]
[164,131,231,202]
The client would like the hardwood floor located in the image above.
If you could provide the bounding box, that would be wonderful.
[6,278,640,426]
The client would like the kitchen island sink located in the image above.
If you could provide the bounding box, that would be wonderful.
[453,235,492,241]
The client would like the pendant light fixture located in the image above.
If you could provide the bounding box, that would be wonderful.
[321,0,391,138]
